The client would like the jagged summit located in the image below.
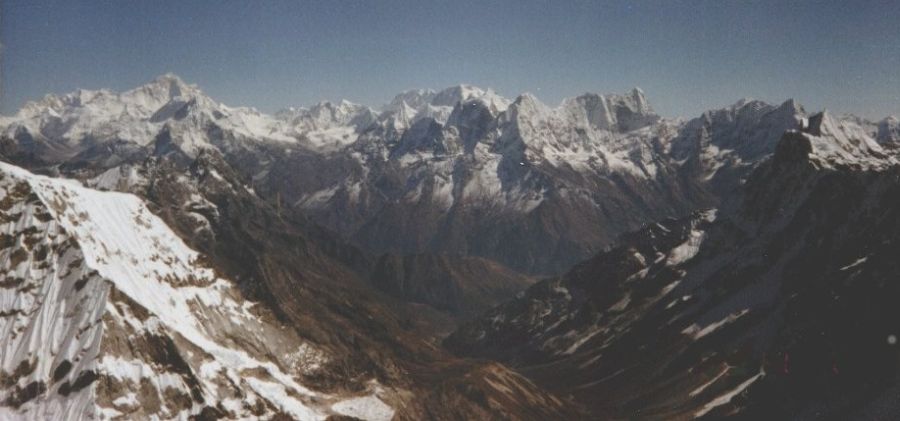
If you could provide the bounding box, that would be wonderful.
[506,92,550,117]
[772,110,893,170]
[779,97,803,112]
[3,75,200,126]
[387,88,437,108]
[379,84,511,128]
[9,75,896,141]
[560,87,660,132]
[805,109,835,136]
[386,84,506,107]
[431,84,491,106]
[132,73,199,102]
[877,115,900,144]
[0,74,301,158]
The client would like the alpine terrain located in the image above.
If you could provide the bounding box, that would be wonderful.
[1,74,899,420]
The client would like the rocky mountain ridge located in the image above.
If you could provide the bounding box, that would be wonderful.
[446,111,900,419]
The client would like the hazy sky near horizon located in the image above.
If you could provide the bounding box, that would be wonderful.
[2,0,899,118]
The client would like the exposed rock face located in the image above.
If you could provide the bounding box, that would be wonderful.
[447,118,900,419]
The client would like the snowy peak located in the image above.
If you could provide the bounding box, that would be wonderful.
[0,74,302,158]
[432,84,510,112]
[776,98,805,115]
[629,87,651,111]
[776,110,893,169]
[387,84,509,111]
[712,98,775,122]
[278,100,375,129]
[147,73,195,96]
[562,87,660,132]
[14,73,205,121]
[822,114,900,147]
[382,84,511,128]
[387,88,437,111]
[504,87,660,134]
[604,87,656,120]
[431,84,487,107]
[272,101,375,150]
[805,110,838,137]
[672,97,805,160]
[877,116,900,144]
[505,93,552,122]
[120,73,203,114]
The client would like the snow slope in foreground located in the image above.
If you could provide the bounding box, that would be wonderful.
[0,161,394,420]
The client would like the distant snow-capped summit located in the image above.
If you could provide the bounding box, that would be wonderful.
[1,74,297,158]
[774,110,893,169]
[3,75,895,275]
[380,84,510,129]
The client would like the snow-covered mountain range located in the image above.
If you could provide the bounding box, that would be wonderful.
[11,74,895,276]
[2,74,900,420]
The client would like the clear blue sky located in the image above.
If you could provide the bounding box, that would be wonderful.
[2,0,899,119]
